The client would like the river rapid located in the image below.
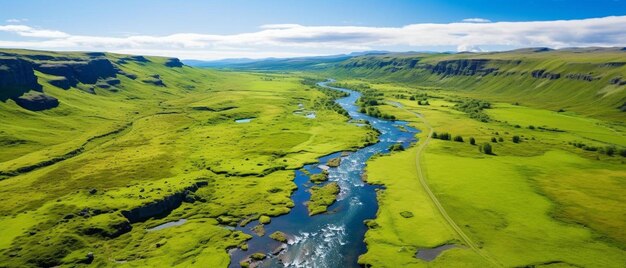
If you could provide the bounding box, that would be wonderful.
[229,80,419,268]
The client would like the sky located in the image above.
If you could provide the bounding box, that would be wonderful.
[1,0,625,60]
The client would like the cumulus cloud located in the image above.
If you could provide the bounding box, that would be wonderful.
[0,16,625,59]
[462,18,491,23]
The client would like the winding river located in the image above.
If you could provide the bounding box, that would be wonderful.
[229,80,419,268]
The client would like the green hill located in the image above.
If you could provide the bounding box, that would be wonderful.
[0,49,373,267]
[329,48,626,121]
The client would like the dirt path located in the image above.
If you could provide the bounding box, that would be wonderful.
[400,105,502,266]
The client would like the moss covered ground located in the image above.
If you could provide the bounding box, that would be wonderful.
[307,182,340,216]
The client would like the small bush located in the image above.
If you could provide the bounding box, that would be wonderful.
[498,137,504,142]
[528,125,535,130]
[481,143,493,155]
[605,146,616,156]
[512,136,521,143]
[491,137,497,143]
[469,137,476,145]
[453,135,464,142]
[438,132,451,140]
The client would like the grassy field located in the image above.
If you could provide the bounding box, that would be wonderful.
[336,77,626,267]
[337,78,626,267]
[0,50,375,267]
[1,48,625,267]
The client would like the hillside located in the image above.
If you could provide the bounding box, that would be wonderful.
[330,48,626,121]
[0,49,374,267]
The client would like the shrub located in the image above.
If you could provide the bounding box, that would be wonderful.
[528,125,535,130]
[469,137,476,145]
[453,135,464,142]
[438,132,451,140]
[512,135,521,143]
[498,137,504,142]
[619,149,626,157]
[432,132,438,139]
[491,137,497,143]
[481,143,493,155]
[605,146,616,156]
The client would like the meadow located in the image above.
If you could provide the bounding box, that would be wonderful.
[0,50,374,267]
[334,78,626,267]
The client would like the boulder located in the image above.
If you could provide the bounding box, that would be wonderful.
[13,91,59,111]
[165,58,183,67]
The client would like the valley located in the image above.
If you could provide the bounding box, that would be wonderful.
[0,47,625,268]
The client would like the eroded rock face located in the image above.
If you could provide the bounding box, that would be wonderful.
[0,57,42,101]
[531,69,561,80]
[428,59,500,76]
[13,91,59,111]
[34,58,118,86]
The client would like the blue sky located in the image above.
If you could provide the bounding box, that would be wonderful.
[1,0,625,59]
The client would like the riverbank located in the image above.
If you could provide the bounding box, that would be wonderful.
[342,79,626,267]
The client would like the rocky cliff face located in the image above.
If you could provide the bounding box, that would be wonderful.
[165,58,184,68]
[34,58,118,86]
[13,91,59,111]
[0,51,133,111]
[0,57,42,101]
[424,59,509,76]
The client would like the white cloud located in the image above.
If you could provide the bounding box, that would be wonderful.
[0,16,625,59]
[6,18,27,23]
[0,24,69,38]
[462,18,491,23]
[457,44,484,52]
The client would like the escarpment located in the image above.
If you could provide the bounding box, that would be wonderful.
[0,57,42,101]
[0,50,186,111]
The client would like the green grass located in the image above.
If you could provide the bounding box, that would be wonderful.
[307,182,339,215]
[347,78,626,267]
[0,50,375,267]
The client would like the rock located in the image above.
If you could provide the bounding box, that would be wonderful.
[250,253,266,261]
[269,231,288,243]
[121,181,208,223]
[142,77,166,87]
[48,77,73,89]
[0,57,42,100]
[85,252,94,264]
[164,58,183,67]
[271,244,286,255]
[34,58,118,85]
[565,73,598,82]
[428,59,504,76]
[13,91,59,111]
[531,69,560,80]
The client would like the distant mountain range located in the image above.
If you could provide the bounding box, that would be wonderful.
[182,51,392,70]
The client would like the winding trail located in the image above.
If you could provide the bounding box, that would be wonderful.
[394,103,502,267]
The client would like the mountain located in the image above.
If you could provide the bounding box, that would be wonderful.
[184,51,389,70]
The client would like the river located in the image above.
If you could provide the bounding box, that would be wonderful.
[229,80,419,268]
